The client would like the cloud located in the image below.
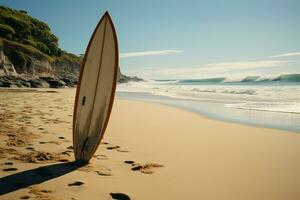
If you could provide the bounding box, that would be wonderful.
[270,52,300,58]
[206,60,290,69]
[123,66,245,79]
[123,60,295,79]
[120,50,183,58]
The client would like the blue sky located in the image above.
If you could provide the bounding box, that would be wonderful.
[2,0,300,79]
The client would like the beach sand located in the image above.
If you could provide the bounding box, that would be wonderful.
[0,88,299,200]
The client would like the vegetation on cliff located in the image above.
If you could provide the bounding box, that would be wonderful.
[0,5,81,71]
[0,5,61,56]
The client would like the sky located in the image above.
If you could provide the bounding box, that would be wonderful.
[1,0,300,79]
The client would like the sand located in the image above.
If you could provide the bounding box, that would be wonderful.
[0,88,299,200]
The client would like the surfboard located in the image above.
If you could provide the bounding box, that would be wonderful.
[73,11,119,162]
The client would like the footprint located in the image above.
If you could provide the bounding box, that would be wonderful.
[28,187,53,199]
[101,142,109,145]
[39,141,60,145]
[61,151,71,156]
[93,154,108,160]
[107,145,120,150]
[59,159,69,162]
[131,166,142,171]
[105,144,128,152]
[131,163,164,174]
[58,136,65,139]
[68,181,84,186]
[110,193,131,200]
[39,189,52,193]
[19,195,30,199]
[95,168,112,176]
[3,167,18,171]
[124,160,135,164]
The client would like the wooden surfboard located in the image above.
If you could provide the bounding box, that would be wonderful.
[73,11,119,162]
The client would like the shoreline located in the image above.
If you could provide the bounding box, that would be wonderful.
[1,87,299,133]
[117,91,300,133]
[0,88,299,200]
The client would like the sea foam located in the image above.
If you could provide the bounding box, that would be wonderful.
[117,74,300,114]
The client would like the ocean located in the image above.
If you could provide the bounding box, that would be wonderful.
[117,73,300,133]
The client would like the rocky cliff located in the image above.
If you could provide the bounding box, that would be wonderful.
[0,38,80,87]
[0,39,142,88]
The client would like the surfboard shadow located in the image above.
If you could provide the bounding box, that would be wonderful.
[0,161,87,195]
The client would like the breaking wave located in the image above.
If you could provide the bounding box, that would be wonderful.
[173,73,300,85]
[118,73,300,114]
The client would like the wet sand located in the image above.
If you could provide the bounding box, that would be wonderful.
[0,88,299,200]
